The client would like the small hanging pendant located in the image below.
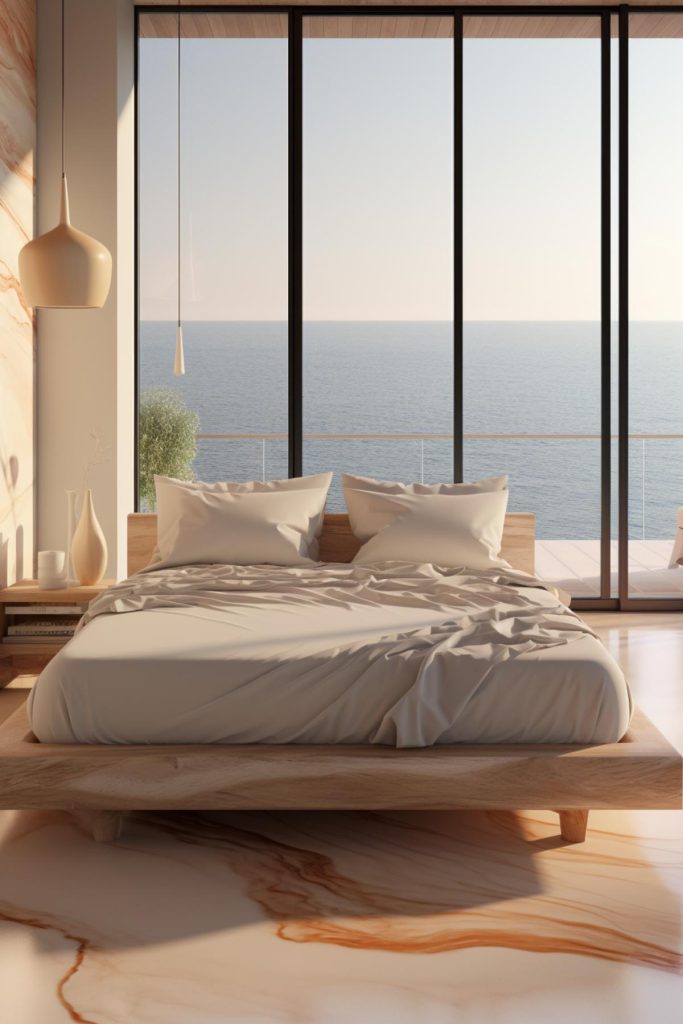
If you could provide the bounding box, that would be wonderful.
[174,322,185,376]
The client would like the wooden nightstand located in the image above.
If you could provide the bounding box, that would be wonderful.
[0,579,114,678]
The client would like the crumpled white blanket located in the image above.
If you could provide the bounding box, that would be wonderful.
[29,559,630,747]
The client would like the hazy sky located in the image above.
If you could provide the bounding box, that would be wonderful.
[139,33,683,322]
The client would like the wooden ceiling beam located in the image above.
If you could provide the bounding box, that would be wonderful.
[138,10,683,40]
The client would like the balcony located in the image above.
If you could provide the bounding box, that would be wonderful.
[536,541,681,598]
[178,431,683,600]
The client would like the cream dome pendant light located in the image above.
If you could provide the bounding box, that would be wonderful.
[19,0,112,309]
[174,0,185,375]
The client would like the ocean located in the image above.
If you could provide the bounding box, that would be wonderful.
[139,321,683,540]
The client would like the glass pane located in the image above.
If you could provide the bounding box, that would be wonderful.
[462,17,602,598]
[302,16,454,510]
[628,15,683,597]
[137,13,288,509]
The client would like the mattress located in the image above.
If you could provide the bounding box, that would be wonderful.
[27,561,633,747]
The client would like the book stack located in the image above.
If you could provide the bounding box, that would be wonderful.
[2,604,85,645]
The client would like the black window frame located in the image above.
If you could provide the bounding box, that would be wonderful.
[134,3,683,611]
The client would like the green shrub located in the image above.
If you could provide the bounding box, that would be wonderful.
[138,389,200,510]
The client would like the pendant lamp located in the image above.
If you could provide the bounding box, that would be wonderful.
[19,0,112,309]
[174,2,185,375]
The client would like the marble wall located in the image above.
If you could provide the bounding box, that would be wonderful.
[0,0,35,587]
[36,0,134,581]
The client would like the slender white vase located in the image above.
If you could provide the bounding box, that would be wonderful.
[71,488,108,585]
[63,489,79,584]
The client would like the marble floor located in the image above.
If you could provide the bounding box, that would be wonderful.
[0,613,681,1022]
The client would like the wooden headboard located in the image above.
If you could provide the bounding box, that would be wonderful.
[127,512,535,576]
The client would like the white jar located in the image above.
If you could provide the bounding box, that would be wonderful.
[37,550,66,590]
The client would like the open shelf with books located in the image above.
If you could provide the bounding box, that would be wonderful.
[0,580,113,673]
[4,605,83,646]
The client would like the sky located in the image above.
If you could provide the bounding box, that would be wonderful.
[138,29,683,322]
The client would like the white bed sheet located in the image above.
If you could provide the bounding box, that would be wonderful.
[27,562,633,747]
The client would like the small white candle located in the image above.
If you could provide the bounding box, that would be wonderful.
[38,550,66,589]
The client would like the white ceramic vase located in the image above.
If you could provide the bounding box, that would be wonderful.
[71,488,107,585]
[63,489,79,583]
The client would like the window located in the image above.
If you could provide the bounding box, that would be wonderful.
[627,12,683,599]
[302,16,454,510]
[136,7,683,609]
[463,17,603,599]
[137,12,288,509]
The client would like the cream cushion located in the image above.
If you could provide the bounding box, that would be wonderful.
[343,472,508,543]
[153,473,332,567]
[351,489,510,570]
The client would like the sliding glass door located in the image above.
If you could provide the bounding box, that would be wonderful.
[137,11,289,508]
[625,11,683,602]
[462,15,605,600]
[135,5,683,610]
[301,15,454,510]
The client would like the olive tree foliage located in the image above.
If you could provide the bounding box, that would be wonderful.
[138,389,200,510]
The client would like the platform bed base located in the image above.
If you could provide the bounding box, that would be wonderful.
[0,703,679,845]
[72,808,589,844]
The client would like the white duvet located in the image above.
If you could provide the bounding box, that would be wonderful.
[28,562,633,747]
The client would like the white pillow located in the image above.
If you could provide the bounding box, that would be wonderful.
[155,471,332,499]
[153,473,332,567]
[343,472,507,542]
[351,489,509,570]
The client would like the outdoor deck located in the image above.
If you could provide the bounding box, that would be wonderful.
[537,540,683,598]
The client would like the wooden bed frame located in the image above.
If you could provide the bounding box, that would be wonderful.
[127,510,538,577]
[0,512,679,844]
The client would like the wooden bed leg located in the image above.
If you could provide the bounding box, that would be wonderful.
[72,810,124,843]
[558,810,589,843]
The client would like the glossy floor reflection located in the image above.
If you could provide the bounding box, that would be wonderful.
[0,613,681,1023]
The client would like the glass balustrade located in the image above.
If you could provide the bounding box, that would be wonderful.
[137,431,683,600]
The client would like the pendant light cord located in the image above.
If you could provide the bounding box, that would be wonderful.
[173,2,185,375]
[61,0,65,177]
[177,1,181,330]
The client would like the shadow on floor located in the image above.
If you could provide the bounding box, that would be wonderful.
[0,806,680,970]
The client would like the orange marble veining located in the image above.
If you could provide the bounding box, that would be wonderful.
[0,802,681,1022]
[0,0,34,587]
[0,0,35,192]
[151,808,682,972]
[0,903,96,1024]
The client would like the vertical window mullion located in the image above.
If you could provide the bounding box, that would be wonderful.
[600,12,612,599]
[454,12,463,482]
[134,8,140,509]
[289,8,303,478]
[618,4,629,605]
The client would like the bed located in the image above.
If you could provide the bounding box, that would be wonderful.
[0,512,679,843]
